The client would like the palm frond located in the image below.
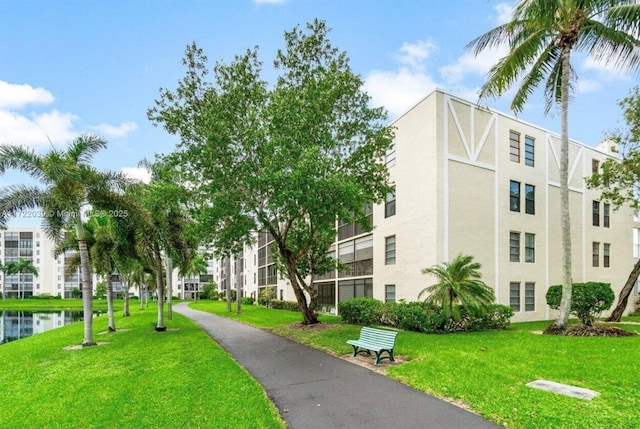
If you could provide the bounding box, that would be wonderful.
[0,185,46,228]
[66,134,108,165]
[0,145,47,181]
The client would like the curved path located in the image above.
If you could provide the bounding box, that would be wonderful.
[173,303,504,429]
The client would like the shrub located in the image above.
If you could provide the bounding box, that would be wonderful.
[270,300,300,311]
[546,282,615,326]
[241,296,255,305]
[258,287,276,306]
[338,298,384,325]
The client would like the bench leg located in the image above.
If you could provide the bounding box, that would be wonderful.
[351,345,372,357]
[374,349,395,365]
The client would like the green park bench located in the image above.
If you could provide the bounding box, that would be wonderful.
[347,326,398,365]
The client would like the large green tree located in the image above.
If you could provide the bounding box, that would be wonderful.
[149,20,393,325]
[0,134,129,346]
[467,0,640,332]
[587,86,640,321]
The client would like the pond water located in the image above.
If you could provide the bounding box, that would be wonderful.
[0,310,99,345]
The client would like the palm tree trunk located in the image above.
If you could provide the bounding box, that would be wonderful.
[123,278,130,317]
[549,47,573,333]
[106,270,115,332]
[76,216,96,346]
[139,285,144,310]
[155,250,166,331]
[166,256,173,320]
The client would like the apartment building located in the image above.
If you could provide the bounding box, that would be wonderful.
[212,89,638,322]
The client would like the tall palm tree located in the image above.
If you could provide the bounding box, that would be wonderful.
[467,0,640,331]
[0,133,129,346]
[419,254,495,322]
[14,258,38,300]
[0,261,17,300]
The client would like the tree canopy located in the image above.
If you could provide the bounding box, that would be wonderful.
[149,20,394,324]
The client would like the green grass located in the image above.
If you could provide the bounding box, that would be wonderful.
[0,303,285,429]
[192,301,640,429]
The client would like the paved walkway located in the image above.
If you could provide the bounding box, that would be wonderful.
[173,303,504,429]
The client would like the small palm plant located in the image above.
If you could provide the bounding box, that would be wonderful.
[419,254,495,321]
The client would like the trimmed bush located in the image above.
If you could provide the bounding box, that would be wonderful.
[546,282,615,326]
[338,298,384,325]
[270,300,300,311]
[241,296,255,305]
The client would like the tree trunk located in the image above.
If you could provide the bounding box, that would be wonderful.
[139,285,144,310]
[236,277,242,315]
[155,251,166,331]
[549,48,572,333]
[226,277,232,313]
[608,258,640,321]
[166,256,173,320]
[284,254,318,325]
[106,270,115,332]
[77,216,96,347]
[123,279,130,317]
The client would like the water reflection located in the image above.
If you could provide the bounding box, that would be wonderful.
[0,310,94,344]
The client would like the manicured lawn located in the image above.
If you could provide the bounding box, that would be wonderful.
[192,300,640,429]
[0,303,285,429]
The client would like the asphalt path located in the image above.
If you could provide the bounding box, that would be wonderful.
[173,303,504,429]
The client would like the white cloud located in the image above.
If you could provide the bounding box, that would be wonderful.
[0,109,78,148]
[364,68,438,117]
[494,2,515,24]
[120,167,151,184]
[396,40,437,69]
[576,78,602,94]
[0,81,54,110]
[581,55,633,81]
[439,47,506,85]
[90,121,138,138]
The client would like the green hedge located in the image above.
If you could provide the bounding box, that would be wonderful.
[339,298,513,333]
[269,300,300,311]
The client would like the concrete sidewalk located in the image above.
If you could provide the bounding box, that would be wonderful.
[173,303,504,429]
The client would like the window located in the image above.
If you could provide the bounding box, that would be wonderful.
[604,243,610,268]
[510,232,520,262]
[592,242,600,267]
[385,285,396,303]
[592,159,600,174]
[385,190,396,218]
[317,282,336,306]
[385,235,396,265]
[385,142,396,168]
[510,181,520,212]
[603,203,610,228]
[338,278,373,302]
[510,282,521,312]
[593,201,600,226]
[525,233,535,263]
[509,130,520,162]
[524,136,535,166]
[525,184,535,215]
[525,282,535,311]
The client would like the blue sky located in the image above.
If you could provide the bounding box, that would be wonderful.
[0,0,636,209]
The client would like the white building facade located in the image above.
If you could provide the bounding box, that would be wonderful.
[212,90,639,322]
